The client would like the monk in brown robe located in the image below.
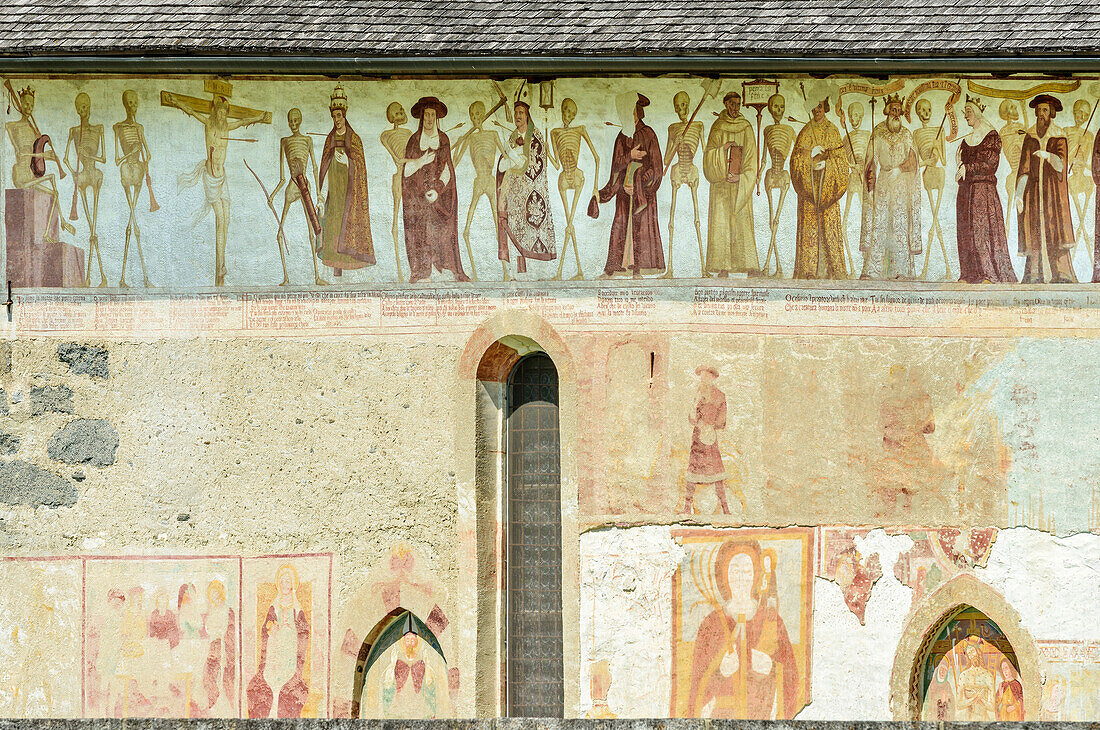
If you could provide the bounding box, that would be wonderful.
[593,92,665,277]
[791,94,849,278]
[318,85,375,275]
[402,96,469,283]
[1016,94,1077,283]
[690,539,799,719]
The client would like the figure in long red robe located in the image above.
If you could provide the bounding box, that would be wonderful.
[402,96,469,283]
[1016,94,1077,283]
[592,92,664,277]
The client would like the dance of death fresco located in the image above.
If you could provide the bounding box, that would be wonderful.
[6,74,1100,289]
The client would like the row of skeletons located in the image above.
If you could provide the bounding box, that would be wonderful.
[4,86,155,287]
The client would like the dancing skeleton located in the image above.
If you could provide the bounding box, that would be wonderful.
[64,92,107,286]
[760,93,794,277]
[112,89,155,287]
[268,107,327,285]
[548,97,600,279]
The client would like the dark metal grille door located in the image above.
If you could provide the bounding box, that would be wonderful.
[506,353,563,717]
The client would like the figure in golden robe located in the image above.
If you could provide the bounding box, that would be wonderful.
[704,92,759,276]
[995,658,1024,721]
[689,539,799,719]
[791,94,849,278]
[760,94,794,277]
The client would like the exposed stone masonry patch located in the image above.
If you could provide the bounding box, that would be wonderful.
[29,384,74,416]
[0,460,76,507]
[57,343,109,379]
[47,418,119,467]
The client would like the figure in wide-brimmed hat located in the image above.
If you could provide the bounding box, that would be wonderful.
[402,95,470,282]
[1015,93,1077,283]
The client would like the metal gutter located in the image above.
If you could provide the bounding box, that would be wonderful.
[3,54,1100,77]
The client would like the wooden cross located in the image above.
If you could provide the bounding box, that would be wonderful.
[160,78,272,125]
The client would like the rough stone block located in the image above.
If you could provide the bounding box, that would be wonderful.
[46,418,118,466]
[57,342,109,379]
[29,384,74,416]
[0,432,20,455]
[0,460,76,507]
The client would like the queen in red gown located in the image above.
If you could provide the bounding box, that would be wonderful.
[956,98,1017,283]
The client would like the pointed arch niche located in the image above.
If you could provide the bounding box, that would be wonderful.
[455,313,580,716]
[888,574,1041,720]
[353,608,450,718]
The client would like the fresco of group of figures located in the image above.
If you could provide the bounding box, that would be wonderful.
[7,74,1100,289]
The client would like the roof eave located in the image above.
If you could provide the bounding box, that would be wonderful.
[3,52,1100,76]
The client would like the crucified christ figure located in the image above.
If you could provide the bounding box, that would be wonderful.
[162,80,269,286]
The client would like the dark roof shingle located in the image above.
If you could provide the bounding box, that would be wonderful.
[1,0,1099,57]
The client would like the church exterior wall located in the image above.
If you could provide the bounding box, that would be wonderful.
[0,69,1097,721]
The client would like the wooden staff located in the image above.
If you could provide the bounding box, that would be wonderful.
[662,80,719,176]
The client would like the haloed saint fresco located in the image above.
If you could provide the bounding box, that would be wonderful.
[670,528,813,719]
[8,73,1100,288]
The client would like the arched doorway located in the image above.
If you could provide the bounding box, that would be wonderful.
[505,353,563,717]
[917,605,1023,721]
[353,608,450,718]
[889,574,1041,720]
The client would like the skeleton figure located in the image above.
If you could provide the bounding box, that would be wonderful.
[380,102,413,282]
[912,98,951,279]
[113,90,155,287]
[662,91,705,277]
[841,103,871,270]
[64,92,107,286]
[269,107,326,286]
[1066,97,1095,258]
[548,97,600,279]
[5,85,76,244]
[453,99,508,281]
[999,100,1026,238]
[760,93,794,276]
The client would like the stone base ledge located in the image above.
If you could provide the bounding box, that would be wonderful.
[1,722,1098,729]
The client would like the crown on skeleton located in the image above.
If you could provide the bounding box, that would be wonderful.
[18,85,34,99]
[329,84,348,112]
[884,93,902,107]
[965,94,986,113]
